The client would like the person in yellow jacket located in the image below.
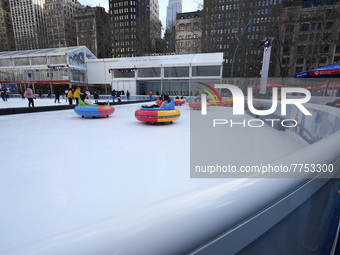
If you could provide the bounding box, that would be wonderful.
[73,87,83,105]
[67,88,74,105]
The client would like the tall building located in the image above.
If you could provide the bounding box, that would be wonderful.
[0,0,15,51]
[202,0,283,78]
[109,0,161,58]
[166,0,182,32]
[175,11,202,54]
[278,0,340,77]
[44,0,83,48]
[9,0,47,50]
[149,0,162,50]
[75,6,112,58]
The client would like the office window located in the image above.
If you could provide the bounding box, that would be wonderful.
[138,67,161,78]
[192,66,221,77]
[164,67,189,78]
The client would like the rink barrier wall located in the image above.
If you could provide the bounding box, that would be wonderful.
[249,99,340,144]
[2,101,340,255]
[0,99,151,115]
[5,94,158,101]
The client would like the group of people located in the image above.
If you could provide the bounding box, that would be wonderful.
[21,86,107,107]
[175,95,185,100]
[143,95,171,108]
[111,89,130,102]
[66,87,84,105]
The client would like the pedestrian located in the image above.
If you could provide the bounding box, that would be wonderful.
[94,92,99,103]
[126,90,130,100]
[73,87,83,105]
[54,89,60,103]
[24,85,36,107]
[67,88,74,105]
[111,89,116,102]
[20,90,25,100]
[148,90,152,101]
[1,87,7,101]
[39,90,42,98]
[65,89,68,102]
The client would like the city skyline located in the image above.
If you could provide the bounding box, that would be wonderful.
[79,0,202,30]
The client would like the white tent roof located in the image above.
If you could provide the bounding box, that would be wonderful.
[0,46,96,59]
[110,53,223,69]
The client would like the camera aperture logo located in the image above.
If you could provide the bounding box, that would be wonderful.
[199,83,312,128]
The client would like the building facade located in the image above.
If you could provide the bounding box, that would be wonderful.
[44,0,82,48]
[75,6,111,58]
[9,0,47,50]
[108,53,223,96]
[278,0,340,77]
[150,0,162,51]
[0,46,96,94]
[0,0,15,51]
[109,0,161,58]
[202,0,283,78]
[175,11,202,54]
[166,0,182,31]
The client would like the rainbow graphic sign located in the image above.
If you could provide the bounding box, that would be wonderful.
[197,82,223,106]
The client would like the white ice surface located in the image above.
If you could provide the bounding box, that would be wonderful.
[0,97,117,108]
[0,97,70,108]
[0,99,308,252]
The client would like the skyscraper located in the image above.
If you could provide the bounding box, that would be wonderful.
[279,0,340,77]
[166,0,182,32]
[9,0,47,50]
[202,0,282,78]
[109,0,161,58]
[175,11,202,54]
[75,6,112,58]
[0,0,15,51]
[44,0,83,48]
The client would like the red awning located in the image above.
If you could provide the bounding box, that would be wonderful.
[318,83,340,89]
[253,82,286,90]
[304,86,320,90]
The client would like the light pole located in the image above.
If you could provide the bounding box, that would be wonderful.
[259,37,274,94]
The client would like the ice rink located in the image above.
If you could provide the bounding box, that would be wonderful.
[0,99,308,252]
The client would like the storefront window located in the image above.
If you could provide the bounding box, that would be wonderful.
[70,69,86,83]
[192,66,221,77]
[0,70,12,80]
[13,70,23,80]
[164,67,189,78]
[40,70,50,80]
[13,58,29,66]
[31,57,47,65]
[163,80,189,96]
[137,80,161,95]
[138,67,161,78]
[49,55,67,65]
[113,69,135,78]
[0,59,12,66]
[60,68,69,80]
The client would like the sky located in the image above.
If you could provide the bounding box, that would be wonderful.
[79,0,203,30]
